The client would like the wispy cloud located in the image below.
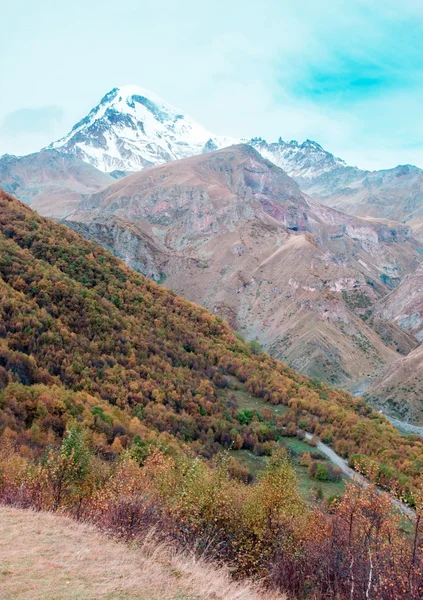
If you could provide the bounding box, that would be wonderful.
[160,1,423,169]
[0,106,64,136]
[1,0,423,168]
[275,2,423,106]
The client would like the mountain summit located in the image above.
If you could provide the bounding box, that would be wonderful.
[247,137,347,182]
[47,85,229,172]
[47,85,347,180]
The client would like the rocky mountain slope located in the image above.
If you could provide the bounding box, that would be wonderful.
[245,140,423,242]
[376,262,423,342]
[301,163,423,237]
[364,263,423,424]
[0,149,114,218]
[64,144,419,390]
[366,343,423,424]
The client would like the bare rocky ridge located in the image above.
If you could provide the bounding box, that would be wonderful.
[376,262,423,342]
[243,140,423,423]
[0,150,114,218]
[365,263,423,424]
[296,163,423,240]
[64,145,419,391]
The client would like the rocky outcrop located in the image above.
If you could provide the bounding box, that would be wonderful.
[66,216,166,281]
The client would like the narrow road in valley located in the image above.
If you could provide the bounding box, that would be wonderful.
[304,433,416,520]
[386,416,423,437]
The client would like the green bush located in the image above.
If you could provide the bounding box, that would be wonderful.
[249,339,262,355]
[236,408,255,426]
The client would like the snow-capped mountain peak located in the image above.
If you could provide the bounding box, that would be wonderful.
[48,85,221,172]
[247,137,347,181]
[47,84,349,181]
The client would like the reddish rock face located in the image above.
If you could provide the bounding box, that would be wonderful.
[64,145,420,392]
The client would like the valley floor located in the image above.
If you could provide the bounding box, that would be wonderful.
[385,415,423,437]
[0,506,284,600]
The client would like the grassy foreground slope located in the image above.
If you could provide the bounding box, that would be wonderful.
[0,189,422,498]
[0,506,282,600]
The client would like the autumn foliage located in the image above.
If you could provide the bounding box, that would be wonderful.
[0,190,422,598]
[0,432,422,599]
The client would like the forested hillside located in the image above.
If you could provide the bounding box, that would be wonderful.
[0,189,422,492]
[0,189,422,599]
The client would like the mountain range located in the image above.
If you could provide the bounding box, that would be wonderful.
[45,86,423,243]
[2,84,423,423]
[0,149,115,218]
[64,144,419,393]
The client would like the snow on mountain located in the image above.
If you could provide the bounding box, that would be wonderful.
[43,84,423,243]
[246,137,347,182]
[48,85,230,172]
[202,135,347,183]
[47,85,347,180]
[202,136,239,153]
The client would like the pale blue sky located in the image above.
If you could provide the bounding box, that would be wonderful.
[2,0,423,169]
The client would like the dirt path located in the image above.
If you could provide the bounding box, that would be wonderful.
[304,433,416,520]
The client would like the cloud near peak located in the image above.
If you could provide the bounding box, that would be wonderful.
[0,105,64,136]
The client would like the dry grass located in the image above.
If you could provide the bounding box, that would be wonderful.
[0,506,285,600]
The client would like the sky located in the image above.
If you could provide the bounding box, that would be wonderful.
[2,0,423,169]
